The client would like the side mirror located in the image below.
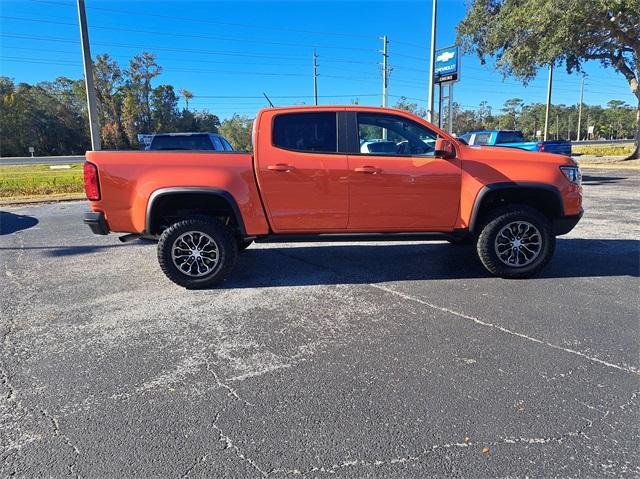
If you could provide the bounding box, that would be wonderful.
[434,138,456,159]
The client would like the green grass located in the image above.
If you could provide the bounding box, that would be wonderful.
[0,163,84,198]
[572,143,634,157]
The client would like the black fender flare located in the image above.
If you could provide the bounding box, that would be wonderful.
[468,182,564,234]
[145,187,246,236]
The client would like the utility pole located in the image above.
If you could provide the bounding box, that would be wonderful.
[556,113,559,140]
[576,76,584,141]
[76,0,100,150]
[543,64,553,141]
[567,115,571,140]
[313,51,318,106]
[427,0,437,123]
[381,36,389,108]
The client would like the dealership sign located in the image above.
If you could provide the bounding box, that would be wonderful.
[434,46,460,83]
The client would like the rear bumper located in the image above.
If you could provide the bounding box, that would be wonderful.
[83,211,109,235]
[553,209,583,236]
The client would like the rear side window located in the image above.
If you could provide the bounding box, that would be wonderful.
[496,131,525,144]
[273,112,337,153]
[150,135,214,150]
[211,136,224,151]
[221,138,233,151]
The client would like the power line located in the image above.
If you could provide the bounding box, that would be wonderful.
[0,33,380,65]
[28,0,378,40]
[0,15,378,53]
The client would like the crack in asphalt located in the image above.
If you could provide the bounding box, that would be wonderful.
[267,409,616,476]
[39,407,80,477]
[204,357,254,406]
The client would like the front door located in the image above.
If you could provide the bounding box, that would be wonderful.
[256,110,349,232]
[348,112,461,231]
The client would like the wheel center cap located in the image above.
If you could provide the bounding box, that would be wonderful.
[513,239,522,248]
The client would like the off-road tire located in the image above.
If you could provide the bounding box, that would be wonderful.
[157,217,238,289]
[476,205,555,279]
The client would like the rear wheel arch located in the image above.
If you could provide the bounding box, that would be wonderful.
[146,187,246,237]
[469,183,564,235]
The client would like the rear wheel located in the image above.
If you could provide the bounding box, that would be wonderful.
[157,218,238,289]
[476,205,555,279]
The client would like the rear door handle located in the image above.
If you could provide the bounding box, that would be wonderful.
[267,163,295,172]
[354,166,382,174]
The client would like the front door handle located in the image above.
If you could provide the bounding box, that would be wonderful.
[354,166,382,174]
[267,163,295,172]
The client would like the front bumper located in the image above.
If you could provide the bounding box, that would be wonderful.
[83,211,109,235]
[553,209,584,236]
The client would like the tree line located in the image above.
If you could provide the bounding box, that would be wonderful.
[0,51,253,157]
[0,50,636,157]
[392,97,637,141]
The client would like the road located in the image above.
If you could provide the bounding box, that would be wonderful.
[0,155,85,166]
[1,169,638,477]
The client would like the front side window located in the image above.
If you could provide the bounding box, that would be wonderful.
[357,113,436,156]
[273,112,337,153]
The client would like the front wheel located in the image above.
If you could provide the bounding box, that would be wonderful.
[476,206,555,279]
[157,218,238,289]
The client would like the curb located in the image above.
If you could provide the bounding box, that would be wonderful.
[0,195,86,207]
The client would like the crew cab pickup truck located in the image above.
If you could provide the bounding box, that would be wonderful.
[83,106,583,288]
[459,130,572,156]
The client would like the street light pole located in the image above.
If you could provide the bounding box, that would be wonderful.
[76,0,101,150]
[427,0,437,123]
[543,64,553,141]
[576,76,585,141]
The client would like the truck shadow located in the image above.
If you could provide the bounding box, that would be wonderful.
[223,238,639,288]
[0,211,39,235]
[582,175,627,185]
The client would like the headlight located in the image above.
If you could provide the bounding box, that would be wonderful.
[560,166,582,185]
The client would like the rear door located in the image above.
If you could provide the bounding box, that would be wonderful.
[255,110,349,232]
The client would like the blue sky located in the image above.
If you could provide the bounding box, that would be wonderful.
[1,0,636,119]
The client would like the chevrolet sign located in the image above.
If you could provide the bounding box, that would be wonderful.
[434,46,459,83]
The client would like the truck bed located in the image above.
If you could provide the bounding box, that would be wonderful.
[85,150,269,235]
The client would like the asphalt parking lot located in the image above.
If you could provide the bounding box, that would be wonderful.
[1,168,639,478]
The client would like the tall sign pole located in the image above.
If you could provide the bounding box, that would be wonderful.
[543,64,553,141]
[77,0,101,150]
[427,0,437,123]
[433,45,459,132]
[576,76,584,141]
[313,51,318,106]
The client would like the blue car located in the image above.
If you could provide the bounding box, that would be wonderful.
[458,130,572,156]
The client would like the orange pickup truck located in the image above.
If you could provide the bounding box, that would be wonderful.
[83,106,583,288]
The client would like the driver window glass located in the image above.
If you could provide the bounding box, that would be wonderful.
[357,113,436,156]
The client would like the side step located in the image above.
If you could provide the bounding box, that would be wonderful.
[255,232,464,243]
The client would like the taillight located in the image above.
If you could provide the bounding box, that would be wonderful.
[537,142,545,152]
[83,162,101,200]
